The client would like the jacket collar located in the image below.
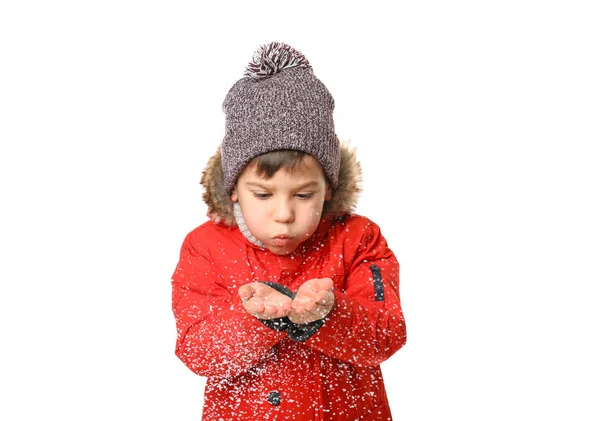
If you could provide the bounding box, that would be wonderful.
[200,140,363,226]
[233,202,265,248]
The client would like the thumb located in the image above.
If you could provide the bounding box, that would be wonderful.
[314,278,334,292]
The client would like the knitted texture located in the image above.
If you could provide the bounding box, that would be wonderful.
[221,42,340,194]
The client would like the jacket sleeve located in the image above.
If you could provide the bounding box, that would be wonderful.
[302,218,407,366]
[171,230,286,378]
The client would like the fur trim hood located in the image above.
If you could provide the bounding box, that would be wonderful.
[200,141,362,226]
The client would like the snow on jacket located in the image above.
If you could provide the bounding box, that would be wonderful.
[172,143,407,420]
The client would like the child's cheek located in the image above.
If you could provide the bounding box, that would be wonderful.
[309,200,325,219]
[246,208,266,226]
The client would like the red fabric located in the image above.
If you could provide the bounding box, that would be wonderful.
[172,214,407,420]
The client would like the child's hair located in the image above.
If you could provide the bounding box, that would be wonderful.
[249,150,328,183]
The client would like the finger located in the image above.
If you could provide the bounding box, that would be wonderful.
[290,304,306,317]
[281,300,292,313]
[313,292,326,305]
[302,300,317,312]
[238,284,256,301]
[310,299,332,316]
[253,301,265,314]
[260,305,289,319]
[264,304,280,315]
[276,305,291,317]
[252,283,272,297]
[314,290,333,305]
[292,296,316,312]
[309,306,330,319]
[270,298,293,315]
[255,310,276,320]
[244,301,258,316]
[292,295,310,308]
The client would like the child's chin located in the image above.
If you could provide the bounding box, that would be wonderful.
[267,244,298,255]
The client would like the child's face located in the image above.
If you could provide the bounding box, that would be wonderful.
[231,155,331,255]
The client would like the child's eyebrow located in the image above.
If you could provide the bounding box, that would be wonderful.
[294,181,320,189]
[245,181,320,189]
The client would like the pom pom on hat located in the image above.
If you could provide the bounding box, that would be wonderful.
[243,41,313,80]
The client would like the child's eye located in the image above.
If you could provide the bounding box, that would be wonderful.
[296,193,314,200]
[253,192,271,200]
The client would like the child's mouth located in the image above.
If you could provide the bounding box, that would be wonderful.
[272,235,292,246]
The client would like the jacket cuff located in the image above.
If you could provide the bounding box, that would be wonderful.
[258,316,291,331]
[287,317,327,342]
[261,281,294,298]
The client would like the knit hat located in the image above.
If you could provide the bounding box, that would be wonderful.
[221,41,340,194]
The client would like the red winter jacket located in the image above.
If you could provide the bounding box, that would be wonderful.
[172,143,407,420]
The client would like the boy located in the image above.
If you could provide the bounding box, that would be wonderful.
[172,41,407,420]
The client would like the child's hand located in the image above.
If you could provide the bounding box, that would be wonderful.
[238,282,292,320]
[288,278,335,324]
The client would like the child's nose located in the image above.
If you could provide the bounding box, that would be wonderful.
[273,199,294,223]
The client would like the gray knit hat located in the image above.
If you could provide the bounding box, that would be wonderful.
[221,41,340,194]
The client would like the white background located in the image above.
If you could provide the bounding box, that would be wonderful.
[1,1,599,420]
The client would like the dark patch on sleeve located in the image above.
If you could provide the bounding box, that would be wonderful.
[370,264,384,302]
